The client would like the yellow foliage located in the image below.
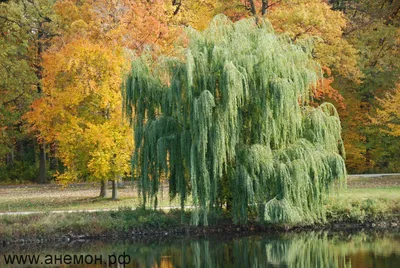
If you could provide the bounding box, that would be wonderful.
[267,0,362,82]
[373,83,400,137]
[165,0,224,30]
[26,38,132,184]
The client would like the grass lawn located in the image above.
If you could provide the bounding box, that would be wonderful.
[0,183,183,213]
[326,176,400,222]
[0,176,398,241]
[339,175,400,204]
[0,175,398,213]
[339,187,400,201]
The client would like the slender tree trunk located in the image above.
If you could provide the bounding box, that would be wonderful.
[36,21,48,184]
[363,99,372,172]
[248,0,257,15]
[100,180,108,197]
[226,197,233,211]
[5,153,13,165]
[15,122,24,162]
[39,142,47,184]
[49,142,58,171]
[6,145,14,165]
[16,140,24,162]
[262,0,268,15]
[111,180,118,200]
[33,140,37,164]
[365,135,371,172]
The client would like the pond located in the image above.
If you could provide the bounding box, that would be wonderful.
[1,230,399,267]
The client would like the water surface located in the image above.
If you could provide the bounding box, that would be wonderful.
[1,231,399,267]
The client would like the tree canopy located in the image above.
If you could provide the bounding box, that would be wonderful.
[2,0,398,195]
[25,38,132,186]
[372,83,400,137]
[124,15,346,226]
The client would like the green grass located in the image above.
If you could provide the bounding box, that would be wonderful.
[0,180,399,217]
[326,187,400,222]
[0,178,398,241]
[0,207,232,241]
[322,176,400,222]
[0,208,186,241]
[344,187,400,200]
[0,184,185,212]
[0,188,398,242]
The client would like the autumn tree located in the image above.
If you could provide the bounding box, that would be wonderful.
[225,0,400,173]
[331,0,400,172]
[26,39,133,198]
[0,0,57,183]
[25,0,174,195]
[50,0,175,54]
[218,0,361,107]
[124,16,346,226]
[372,83,400,144]
[374,83,400,133]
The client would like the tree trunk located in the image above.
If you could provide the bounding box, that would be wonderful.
[39,142,47,184]
[49,142,58,171]
[6,145,14,165]
[16,140,24,162]
[248,0,257,15]
[363,100,372,172]
[226,197,233,211]
[365,135,372,172]
[111,180,118,200]
[262,0,268,15]
[100,180,108,197]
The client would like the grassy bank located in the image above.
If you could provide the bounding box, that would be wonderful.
[327,187,400,222]
[0,208,186,242]
[0,176,399,242]
[0,201,398,243]
[0,191,399,242]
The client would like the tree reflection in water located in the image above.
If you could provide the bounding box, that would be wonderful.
[1,231,399,267]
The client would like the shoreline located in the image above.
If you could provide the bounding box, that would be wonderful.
[1,178,398,248]
[1,208,398,248]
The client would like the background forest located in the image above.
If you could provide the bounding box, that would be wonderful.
[1,0,399,185]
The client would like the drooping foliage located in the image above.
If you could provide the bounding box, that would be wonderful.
[125,15,347,226]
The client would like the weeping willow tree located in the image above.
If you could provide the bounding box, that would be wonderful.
[123,15,346,226]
